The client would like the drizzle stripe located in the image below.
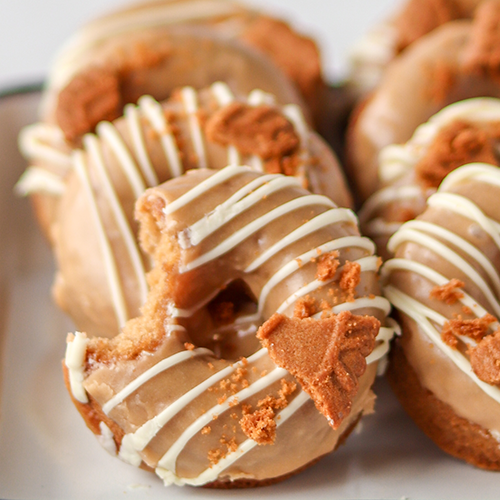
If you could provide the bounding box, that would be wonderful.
[181,87,208,169]
[124,103,159,186]
[181,194,335,272]
[246,209,363,272]
[73,151,129,326]
[157,366,288,473]
[138,96,183,178]
[84,135,149,308]
[102,348,213,414]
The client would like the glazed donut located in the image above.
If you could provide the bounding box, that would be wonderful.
[40,0,326,144]
[63,165,395,487]
[22,83,350,338]
[359,97,500,258]
[349,0,481,93]
[383,162,500,469]
[347,0,500,202]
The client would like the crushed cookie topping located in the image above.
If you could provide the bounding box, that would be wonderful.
[315,251,340,282]
[462,1,500,81]
[470,330,500,385]
[293,295,317,319]
[441,313,497,348]
[204,102,300,175]
[340,261,361,302]
[239,407,276,445]
[56,68,122,144]
[239,379,297,445]
[430,278,465,304]
[415,121,500,188]
[395,0,463,52]
[184,342,195,351]
[424,61,456,105]
[257,311,379,429]
[207,435,238,466]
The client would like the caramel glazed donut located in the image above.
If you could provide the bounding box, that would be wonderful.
[359,97,500,258]
[18,82,351,339]
[383,163,500,469]
[347,0,500,203]
[39,0,325,143]
[64,165,397,487]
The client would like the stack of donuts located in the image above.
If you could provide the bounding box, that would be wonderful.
[349,0,500,470]
[18,0,397,489]
[18,0,500,490]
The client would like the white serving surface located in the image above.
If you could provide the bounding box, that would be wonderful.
[0,89,500,500]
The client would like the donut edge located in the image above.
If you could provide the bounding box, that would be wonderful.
[387,337,500,471]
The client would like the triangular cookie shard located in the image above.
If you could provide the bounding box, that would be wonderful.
[257,311,380,429]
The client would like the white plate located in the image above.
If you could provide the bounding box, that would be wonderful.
[0,90,499,500]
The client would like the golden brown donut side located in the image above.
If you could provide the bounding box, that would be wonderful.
[382,163,500,469]
[388,335,500,470]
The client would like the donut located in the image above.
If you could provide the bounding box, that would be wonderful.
[359,97,500,258]
[347,0,500,202]
[40,0,327,144]
[63,164,395,487]
[382,162,500,469]
[19,83,350,338]
[349,0,481,93]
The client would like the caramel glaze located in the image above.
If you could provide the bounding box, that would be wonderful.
[64,166,394,487]
[383,163,500,469]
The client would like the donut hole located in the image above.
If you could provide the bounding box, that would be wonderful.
[202,279,261,361]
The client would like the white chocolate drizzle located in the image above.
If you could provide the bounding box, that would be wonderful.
[102,348,213,415]
[181,87,208,169]
[98,422,117,456]
[65,332,90,404]
[382,163,500,405]
[74,151,130,327]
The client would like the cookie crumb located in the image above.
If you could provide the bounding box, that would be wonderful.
[470,330,500,384]
[315,251,340,281]
[441,313,497,347]
[293,295,317,319]
[340,261,361,302]
[430,278,465,304]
